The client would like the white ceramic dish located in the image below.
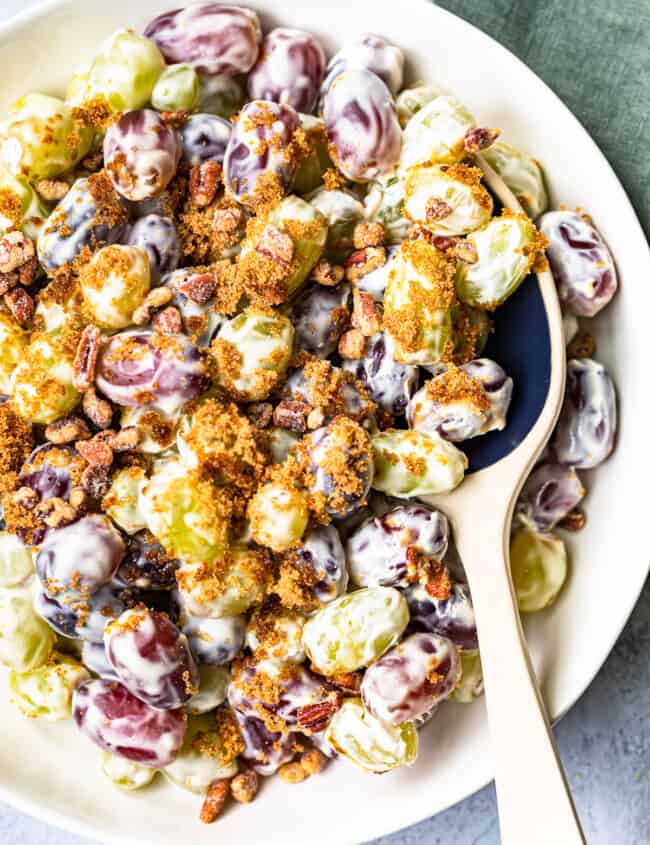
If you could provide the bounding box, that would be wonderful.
[0,1,648,843]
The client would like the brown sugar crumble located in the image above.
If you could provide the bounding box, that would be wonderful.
[423,364,490,412]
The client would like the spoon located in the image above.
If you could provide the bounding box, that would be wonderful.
[423,155,586,844]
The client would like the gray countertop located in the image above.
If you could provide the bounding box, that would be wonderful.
[1,1,649,843]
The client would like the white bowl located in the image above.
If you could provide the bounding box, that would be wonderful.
[0,2,648,843]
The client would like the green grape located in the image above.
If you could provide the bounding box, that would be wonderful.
[163,712,240,794]
[0,532,33,588]
[302,587,409,675]
[151,64,200,112]
[482,141,548,219]
[187,665,230,716]
[371,429,467,497]
[67,28,165,113]
[140,457,231,565]
[292,116,332,195]
[308,187,365,263]
[0,94,93,180]
[102,466,148,535]
[383,238,456,365]
[0,163,48,240]
[324,698,418,773]
[268,426,300,464]
[404,163,493,235]
[214,306,294,401]
[450,301,491,364]
[102,752,158,790]
[0,588,55,672]
[80,244,151,330]
[247,481,309,552]
[510,525,568,613]
[0,311,28,396]
[396,83,444,127]
[10,333,80,424]
[197,75,245,119]
[366,175,412,244]
[9,652,89,720]
[455,212,543,309]
[452,650,484,703]
[401,94,475,171]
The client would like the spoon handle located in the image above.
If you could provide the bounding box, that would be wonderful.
[455,513,586,845]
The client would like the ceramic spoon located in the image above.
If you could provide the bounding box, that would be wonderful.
[423,155,585,844]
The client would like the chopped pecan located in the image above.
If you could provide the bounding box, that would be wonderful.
[36,497,77,529]
[0,256,37,295]
[173,272,216,305]
[328,672,362,696]
[255,223,295,265]
[199,779,230,824]
[353,221,385,249]
[278,763,307,784]
[559,507,586,532]
[161,109,191,127]
[152,306,182,334]
[247,402,273,429]
[45,415,90,445]
[306,406,325,430]
[273,399,311,433]
[4,287,34,325]
[35,180,70,202]
[80,464,111,499]
[567,332,596,360]
[296,697,342,732]
[0,231,35,274]
[82,388,114,430]
[212,205,243,233]
[76,437,114,467]
[132,286,174,325]
[300,749,326,775]
[408,225,435,244]
[73,325,101,391]
[432,235,478,264]
[425,198,453,223]
[230,770,259,804]
[351,288,381,336]
[338,328,366,359]
[344,246,386,282]
[13,486,39,510]
[420,556,452,600]
[190,161,222,208]
[312,258,345,287]
[106,426,140,452]
[464,126,501,154]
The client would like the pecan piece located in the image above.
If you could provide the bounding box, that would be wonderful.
[351,288,381,336]
[161,109,191,127]
[338,328,366,359]
[230,770,259,804]
[80,464,111,499]
[45,416,90,445]
[173,272,216,305]
[0,256,37,295]
[425,198,453,223]
[73,325,101,391]
[152,306,182,334]
[273,399,311,433]
[558,507,586,532]
[76,438,114,466]
[199,779,230,824]
[296,698,341,732]
[278,763,306,784]
[464,126,501,154]
[212,205,243,233]
[247,402,273,429]
[106,426,140,452]
[0,231,35,274]
[344,246,386,282]
[432,235,478,264]
[4,287,34,325]
[420,557,452,600]
[190,161,222,208]
[255,223,295,265]
[312,258,344,287]
[328,672,362,696]
[306,406,325,430]
[300,749,326,775]
[36,497,78,529]
[35,180,70,202]
[567,332,596,360]
[132,286,174,325]
[353,221,385,249]
[82,388,114,430]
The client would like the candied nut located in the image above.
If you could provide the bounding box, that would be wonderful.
[273,399,310,433]
[132,286,174,325]
[13,486,39,510]
[464,126,501,154]
[422,559,452,600]
[37,497,77,529]
[190,161,222,208]
[4,287,34,325]
[45,415,90,445]
[344,246,386,282]
[306,406,325,430]
[567,332,596,359]
[69,487,87,511]
[199,779,230,824]
[351,289,381,336]
[559,507,586,532]
[300,749,326,776]
[312,258,345,287]
[278,762,307,785]
[152,306,182,334]
[296,698,341,732]
[338,328,366,359]
[432,235,478,264]
[328,672,362,696]
[83,388,114,430]
[106,426,140,452]
[73,325,101,391]
[0,255,37,296]
[425,198,453,223]
[35,179,70,202]
[0,231,35,274]
[173,272,216,305]
[247,402,273,429]
[81,464,111,499]
[212,205,243,233]
[255,223,295,265]
[230,770,259,804]
[161,109,191,127]
[408,225,435,244]
[353,221,385,249]
[76,437,114,467]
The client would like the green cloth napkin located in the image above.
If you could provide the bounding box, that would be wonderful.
[437,0,650,237]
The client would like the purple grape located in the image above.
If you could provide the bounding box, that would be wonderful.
[291,282,351,358]
[104,110,181,202]
[323,69,401,182]
[118,531,179,591]
[539,210,618,317]
[127,214,181,281]
[82,641,119,681]
[96,330,210,414]
[105,607,199,710]
[347,504,449,588]
[19,444,85,503]
[233,711,296,775]
[35,580,128,643]
[179,612,245,665]
[282,523,348,607]
[223,99,299,206]
[404,581,478,651]
[144,4,261,78]
[248,28,326,114]
[342,331,418,415]
[361,632,461,725]
[551,358,617,469]
[36,515,125,598]
[517,463,585,532]
[73,678,186,767]
[321,32,404,98]
[178,113,232,166]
